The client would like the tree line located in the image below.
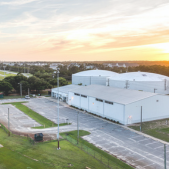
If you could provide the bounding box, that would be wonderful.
[0,73,68,95]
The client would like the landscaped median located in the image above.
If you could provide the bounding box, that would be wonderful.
[3,102,69,129]
[129,119,169,142]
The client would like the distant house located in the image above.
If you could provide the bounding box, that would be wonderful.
[67,63,80,69]
[86,65,94,69]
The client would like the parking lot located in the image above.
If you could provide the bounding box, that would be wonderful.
[0,97,169,169]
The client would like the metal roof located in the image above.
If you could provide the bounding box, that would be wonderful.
[73,70,118,77]
[70,85,158,105]
[52,84,82,94]
[108,72,169,81]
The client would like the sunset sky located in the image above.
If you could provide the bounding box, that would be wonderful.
[0,0,169,61]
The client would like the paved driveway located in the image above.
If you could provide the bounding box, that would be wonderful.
[0,98,168,169]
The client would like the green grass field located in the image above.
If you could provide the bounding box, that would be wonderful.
[0,128,108,169]
[4,102,69,129]
[0,70,32,80]
[61,130,133,169]
[129,118,169,142]
[0,70,16,80]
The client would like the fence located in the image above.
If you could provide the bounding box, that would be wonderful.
[63,135,130,169]
[0,123,35,144]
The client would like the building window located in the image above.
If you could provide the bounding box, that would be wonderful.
[105,101,114,105]
[96,98,103,102]
[81,95,87,98]
[74,93,80,96]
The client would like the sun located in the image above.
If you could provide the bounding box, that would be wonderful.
[151,43,169,53]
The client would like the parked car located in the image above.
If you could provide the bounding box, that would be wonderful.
[25,95,30,99]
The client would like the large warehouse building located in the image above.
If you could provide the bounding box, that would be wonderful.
[72,70,118,86]
[68,85,169,125]
[107,72,169,94]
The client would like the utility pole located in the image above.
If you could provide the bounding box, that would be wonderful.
[125,80,129,89]
[18,83,22,97]
[164,79,167,90]
[54,68,60,150]
[140,106,142,132]
[164,144,166,169]
[77,112,79,144]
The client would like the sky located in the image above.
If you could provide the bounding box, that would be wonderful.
[0,0,169,61]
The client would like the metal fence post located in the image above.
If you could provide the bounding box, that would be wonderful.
[164,144,166,169]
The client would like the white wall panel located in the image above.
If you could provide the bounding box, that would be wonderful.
[81,96,88,110]
[72,75,91,86]
[104,102,124,123]
[109,80,169,94]
[125,95,169,125]
[91,76,107,86]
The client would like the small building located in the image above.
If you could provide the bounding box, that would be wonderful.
[68,85,169,125]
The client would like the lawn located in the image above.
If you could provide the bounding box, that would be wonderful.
[0,70,17,80]
[0,70,32,80]
[61,130,133,169]
[3,102,69,129]
[0,95,26,100]
[0,128,108,169]
[129,118,169,142]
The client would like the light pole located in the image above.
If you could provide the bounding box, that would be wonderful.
[164,144,166,169]
[136,106,142,132]
[77,111,79,144]
[54,69,60,150]
[8,108,10,130]
[3,66,6,78]
[18,83,22,97]
[140,106,142,132]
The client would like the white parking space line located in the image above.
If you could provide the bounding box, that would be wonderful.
[145,142,157,146]
[154,146,164,149]
[129,138,137,142]
[137,138,150,142]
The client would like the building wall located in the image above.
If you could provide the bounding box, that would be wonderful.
[91,76,107,86]
[125,95,169,125]
[72,75,91,86]
[108,79,169,94]
[104,102,124,123]
[68,92,125,124]
[72,75,108,86]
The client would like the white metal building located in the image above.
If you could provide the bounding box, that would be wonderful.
[72,70,118,86]
[51,84,82,102]
[107,72,169,94]
[68,85,169,125]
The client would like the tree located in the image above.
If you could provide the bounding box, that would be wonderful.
[49,77,68,88]
[0,81,13,95]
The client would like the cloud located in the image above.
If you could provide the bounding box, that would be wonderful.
[0,0,169,60]
[0,0,38,6]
